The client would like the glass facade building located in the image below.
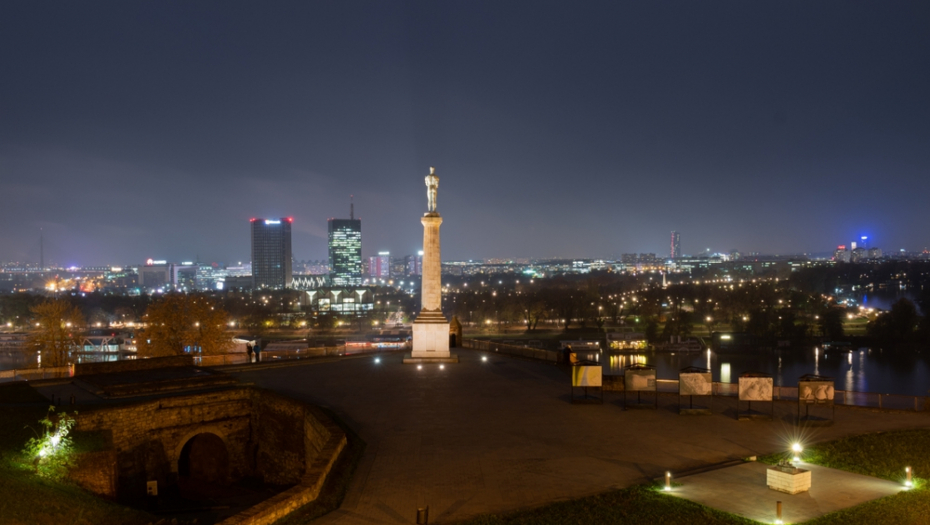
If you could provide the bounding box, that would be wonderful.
[251,218,293,289]
[328,218,362,286]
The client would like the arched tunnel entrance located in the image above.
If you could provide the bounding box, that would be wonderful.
[178,432,229,492]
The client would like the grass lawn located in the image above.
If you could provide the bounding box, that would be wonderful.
[454,483,754,525]
[0,382,155,525]
[455,429,930,524]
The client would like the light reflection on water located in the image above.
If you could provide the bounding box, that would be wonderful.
[605,348,929,396]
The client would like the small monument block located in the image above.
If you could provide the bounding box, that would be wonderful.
[767,465,811,495]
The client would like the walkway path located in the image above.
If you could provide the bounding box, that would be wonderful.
[231,350,929,524]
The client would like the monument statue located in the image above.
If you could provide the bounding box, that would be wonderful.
[405,166,457,364]
[425,167,439,212]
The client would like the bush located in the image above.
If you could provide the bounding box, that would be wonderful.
[22,406,77,480]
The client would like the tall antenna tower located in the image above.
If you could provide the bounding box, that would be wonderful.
[40,228,44,269]
[350,195,354,220]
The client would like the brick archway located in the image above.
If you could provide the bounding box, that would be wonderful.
[171,425,231,474]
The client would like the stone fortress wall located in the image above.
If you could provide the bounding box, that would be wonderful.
[74,386,346,525]
[74,355,195,376]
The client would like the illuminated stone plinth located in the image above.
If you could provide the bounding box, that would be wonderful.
[767,465,811,495]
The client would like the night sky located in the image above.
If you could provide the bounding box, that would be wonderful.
[2,2,929,266]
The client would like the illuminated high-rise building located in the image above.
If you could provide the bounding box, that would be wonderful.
[405,251,424,276]
[328,203,362,285]
[369,251,391,279]
[670,231,681,259]
[250,218,293,289]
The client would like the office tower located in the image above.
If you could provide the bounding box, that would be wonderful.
[834,245,851,263]
[250,218,293,289]
[670,231,681,259]
[369,252,391,279]
[328,204,362,285]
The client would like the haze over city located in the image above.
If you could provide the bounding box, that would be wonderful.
[2,2,929,266]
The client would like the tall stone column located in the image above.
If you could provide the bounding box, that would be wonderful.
[420,214,443,312]
[407,167,456,363]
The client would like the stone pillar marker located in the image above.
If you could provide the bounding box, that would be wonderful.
[405,167,458,364]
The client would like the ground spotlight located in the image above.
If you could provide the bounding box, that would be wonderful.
[375,358,380,364]
[417,365,422,370]
[439,364,445,370]
[481,356,488,362]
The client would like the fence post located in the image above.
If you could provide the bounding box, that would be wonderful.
[878,394,882,409]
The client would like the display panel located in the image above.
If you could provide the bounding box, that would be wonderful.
[680,372,712,396]
[625,368,656,391]
[738,377,773,401]
[572,366,602,387]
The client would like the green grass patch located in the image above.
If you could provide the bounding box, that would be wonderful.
[273,407,367,524]
[803,487,930,524]
[453,483,754,525]
[0,466,154,525]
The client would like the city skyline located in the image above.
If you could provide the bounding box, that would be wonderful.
[2,2,929,265]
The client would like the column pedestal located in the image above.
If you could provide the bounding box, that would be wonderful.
[405,211,457,364]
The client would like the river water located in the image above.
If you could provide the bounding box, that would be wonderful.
[606,347,930,397]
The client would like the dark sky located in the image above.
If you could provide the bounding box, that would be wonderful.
[2,2,929,266]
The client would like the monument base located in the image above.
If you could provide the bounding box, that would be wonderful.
[403,356,459,364]
[406,312,456,364]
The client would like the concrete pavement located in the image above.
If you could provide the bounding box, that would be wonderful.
[231,350,929,524]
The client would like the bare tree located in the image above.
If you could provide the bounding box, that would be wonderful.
[27,299,85,368]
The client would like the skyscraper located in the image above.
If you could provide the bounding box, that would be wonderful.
[250,218,293,289]
[328,204,362,285]
[670,231,681,259]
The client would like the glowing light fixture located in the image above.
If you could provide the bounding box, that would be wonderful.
[906,466,913,487]
[792,442,803,462]
[417,365,422,370]
[664,471,671,491]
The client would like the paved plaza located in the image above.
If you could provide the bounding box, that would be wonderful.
[231,350,930,524]
[670,461,905,523]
